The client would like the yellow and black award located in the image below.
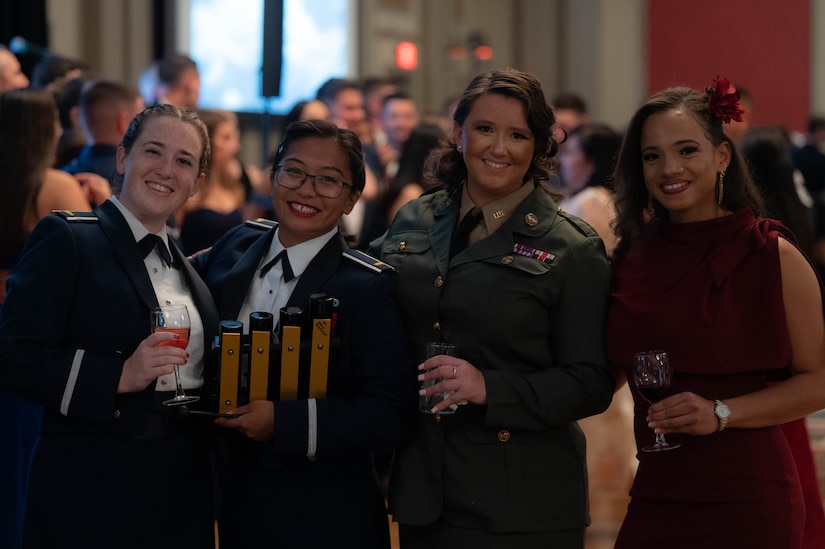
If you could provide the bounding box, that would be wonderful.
[308,294,334,399]
[278,307,302,401]
[212,296,339,412]
[248,312,273,402]
[218,320,243,414]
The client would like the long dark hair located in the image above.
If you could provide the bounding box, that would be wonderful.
[612,85,765,257]
[568,122,622,190]
[0,89,59,259]
[423,68,558,193]
[389,123,442,194]
[740,125,814,258]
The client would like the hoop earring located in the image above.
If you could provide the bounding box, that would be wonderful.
[716,169,726,205]
[647,195,656,217]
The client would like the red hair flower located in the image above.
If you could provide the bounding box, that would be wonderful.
[706,76,745,124]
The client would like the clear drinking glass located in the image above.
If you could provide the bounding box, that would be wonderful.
[419,343,457,415]
[151,304,199,406]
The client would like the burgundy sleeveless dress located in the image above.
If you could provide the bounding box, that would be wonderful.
[607,208,825,548]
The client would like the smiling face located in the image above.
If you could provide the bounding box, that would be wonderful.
[116,116,206,232]
[641,108,730,223]
[271,136,360,247]
[453,93,536,206]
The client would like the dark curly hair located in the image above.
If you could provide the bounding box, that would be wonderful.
[612,85,765,257]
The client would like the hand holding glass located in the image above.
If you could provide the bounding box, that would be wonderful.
[151,304,199,406]
[633,350,680,452]
[420,343,457,415]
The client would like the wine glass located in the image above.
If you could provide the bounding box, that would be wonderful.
[151,304,199,406]
[633,350,680,452]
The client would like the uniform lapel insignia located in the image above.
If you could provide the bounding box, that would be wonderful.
[513,243,555,263]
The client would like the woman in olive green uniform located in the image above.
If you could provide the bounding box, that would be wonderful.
[371,69,614,548]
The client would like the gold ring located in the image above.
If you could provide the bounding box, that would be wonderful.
[452,365,457,378]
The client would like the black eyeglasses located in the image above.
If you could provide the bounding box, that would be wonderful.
[272,166,352,198]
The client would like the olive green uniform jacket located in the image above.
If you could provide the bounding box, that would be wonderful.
[372,182,614,534]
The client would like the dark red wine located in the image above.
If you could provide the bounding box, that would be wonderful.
[639,386,669,403]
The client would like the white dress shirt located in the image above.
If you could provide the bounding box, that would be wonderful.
[236,226,338,330]
[109,197,205,390]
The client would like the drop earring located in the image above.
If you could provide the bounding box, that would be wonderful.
[716,169,726,205]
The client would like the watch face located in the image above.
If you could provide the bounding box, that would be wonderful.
[716,403,731,419]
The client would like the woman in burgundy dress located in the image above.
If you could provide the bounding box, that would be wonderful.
[607,77,825,548]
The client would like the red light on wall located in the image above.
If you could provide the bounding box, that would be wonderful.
[396,41,418,70]
[474,45,493,60]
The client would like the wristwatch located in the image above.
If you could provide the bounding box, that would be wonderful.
[714,400,731,431]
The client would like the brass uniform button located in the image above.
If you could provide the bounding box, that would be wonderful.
[501,256,513,265]
[434,276,444,288]
[434,415,442,424]
[525,213,539,226]
[397,241,406,251]
[497,429,511,442]
[432,321,441,330]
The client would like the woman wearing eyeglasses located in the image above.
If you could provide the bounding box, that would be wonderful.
[192,119,417,549]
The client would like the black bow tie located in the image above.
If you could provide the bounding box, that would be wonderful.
[139,234,174,268]
[259,249,295,282]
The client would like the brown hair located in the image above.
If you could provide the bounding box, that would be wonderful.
[115,104,210,194]
[0,89,59,258]
[423,68,558,194]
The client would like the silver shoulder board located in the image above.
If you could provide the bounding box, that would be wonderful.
[245,218,277,231]
[342,248,395,273]
[53,210,99,223]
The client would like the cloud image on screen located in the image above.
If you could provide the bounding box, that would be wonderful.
[190,0,351,113]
